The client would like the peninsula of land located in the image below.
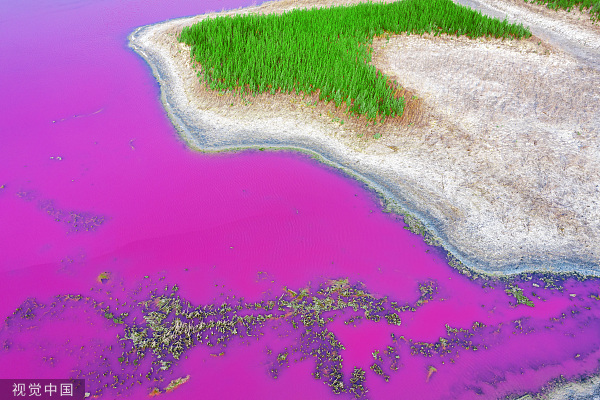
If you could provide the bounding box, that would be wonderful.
[129,0,600,276]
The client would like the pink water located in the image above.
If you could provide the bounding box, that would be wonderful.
[2,0,600,399]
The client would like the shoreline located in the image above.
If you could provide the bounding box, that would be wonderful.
[128,0,600,278]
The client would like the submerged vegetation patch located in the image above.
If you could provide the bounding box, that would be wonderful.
[178,0,531,122]
[6,271,600,399]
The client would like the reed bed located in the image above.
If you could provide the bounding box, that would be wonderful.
[525,0,600,21]
[179,0,532,121]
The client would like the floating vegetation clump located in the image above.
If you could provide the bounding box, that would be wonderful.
[505,283,536,307]
[4,272,600,399]
[178,0,532,122]
[524,0,600,21]
[111,278,438,398]
[2,278,441,398]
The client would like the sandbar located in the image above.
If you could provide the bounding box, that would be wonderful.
[128,0,600,276]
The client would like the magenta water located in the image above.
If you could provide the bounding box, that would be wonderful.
[2,0,600,399]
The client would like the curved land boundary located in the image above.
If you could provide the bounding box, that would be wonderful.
[128,0,600,277]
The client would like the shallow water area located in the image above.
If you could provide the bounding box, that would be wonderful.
[2,0,600,399]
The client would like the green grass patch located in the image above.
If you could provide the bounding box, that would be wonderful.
[179,0,531,121]
[524,0,600,21]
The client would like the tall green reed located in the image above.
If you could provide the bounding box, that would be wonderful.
[525,0,599,20]
[179,0,532,122]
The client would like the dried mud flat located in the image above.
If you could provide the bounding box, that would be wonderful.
[129,0,600,276]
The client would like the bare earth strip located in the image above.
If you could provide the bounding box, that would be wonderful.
[128,0,600,277]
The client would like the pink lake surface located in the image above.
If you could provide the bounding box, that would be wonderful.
[2,0,600,399]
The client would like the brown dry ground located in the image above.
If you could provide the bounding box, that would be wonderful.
[133,0,600,275]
